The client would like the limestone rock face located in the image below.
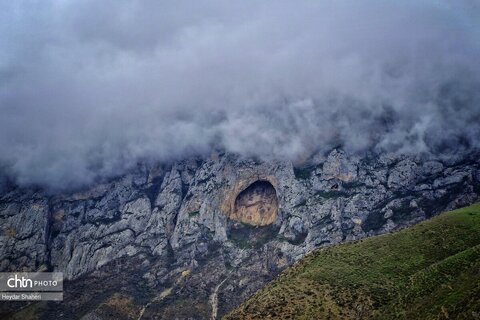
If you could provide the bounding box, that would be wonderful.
[388,159,419,189]
[322,149,358,182]
[0,150,479,319]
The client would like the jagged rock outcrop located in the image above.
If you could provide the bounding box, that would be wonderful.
[0,149,479,319]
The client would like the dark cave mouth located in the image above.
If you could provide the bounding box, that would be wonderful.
[232,180,278,226]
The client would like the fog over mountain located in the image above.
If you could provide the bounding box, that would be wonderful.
[1,1,479,191]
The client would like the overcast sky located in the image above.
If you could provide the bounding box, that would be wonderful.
[1,1,479,191]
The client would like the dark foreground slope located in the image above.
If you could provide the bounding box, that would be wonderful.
[225,204,480,320]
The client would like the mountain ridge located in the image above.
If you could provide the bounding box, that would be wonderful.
[1,149,479,319]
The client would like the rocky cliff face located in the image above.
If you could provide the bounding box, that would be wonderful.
[1,149,479,319]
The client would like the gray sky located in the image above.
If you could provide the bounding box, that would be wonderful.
[1,1,479,191]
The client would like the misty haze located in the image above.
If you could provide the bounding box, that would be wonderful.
[0,1,479,320]
[1,1,479,191]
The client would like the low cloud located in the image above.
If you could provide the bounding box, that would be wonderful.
[1,1,479,191]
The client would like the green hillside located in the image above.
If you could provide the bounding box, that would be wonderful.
[225,204,480,319]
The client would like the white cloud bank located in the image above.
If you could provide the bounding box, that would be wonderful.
[0,1,479,191]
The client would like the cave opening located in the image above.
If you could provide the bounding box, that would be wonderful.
[232,180,278,226]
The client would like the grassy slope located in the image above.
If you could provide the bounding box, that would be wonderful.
[225,204,480,320]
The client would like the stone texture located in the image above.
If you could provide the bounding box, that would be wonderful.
[0,149,479,319]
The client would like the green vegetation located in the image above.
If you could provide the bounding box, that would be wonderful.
[293,166,314,180]
[228,224,279,249]
[315,190,348,199]
[188,211,200,217]
[225,204,480,319]
[294,200,307,208]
